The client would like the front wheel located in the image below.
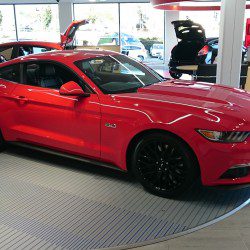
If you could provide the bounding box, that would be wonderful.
[131,133,199,198]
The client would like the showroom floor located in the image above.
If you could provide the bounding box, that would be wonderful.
[133,205,250,250]
[0,146,249,250]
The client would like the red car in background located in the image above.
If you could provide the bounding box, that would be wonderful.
[0,50,249,198]
[0,20,88,63]
[245,18,250,48]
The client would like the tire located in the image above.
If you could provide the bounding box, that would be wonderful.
[169,71,182,79]
[0,130,6,152]
[138,55,144,62]
[131,133,199,198]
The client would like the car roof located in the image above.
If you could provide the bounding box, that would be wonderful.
[0,49,120,66]
[0,41,62,49]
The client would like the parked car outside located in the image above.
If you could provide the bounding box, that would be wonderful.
[98,33,147,61]
[205,38,247,64]
[150,43,164,58]
[121,45,147,62]
[98,32,144,48]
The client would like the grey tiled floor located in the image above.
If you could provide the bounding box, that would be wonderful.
[132,205,250,250]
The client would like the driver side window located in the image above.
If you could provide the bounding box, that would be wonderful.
[23,62,82,89]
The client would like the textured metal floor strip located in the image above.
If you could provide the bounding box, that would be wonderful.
[0,147,249,250]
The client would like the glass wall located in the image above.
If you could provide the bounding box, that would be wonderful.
[120,3,164,65]
[0,5,17,42]
[74,4,119,47]
[15,4,60,42]
[179,11,220,39]
[74,3,165,65]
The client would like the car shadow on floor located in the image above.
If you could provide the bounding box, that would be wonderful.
[5,145,133,182]
[4,145,250,205]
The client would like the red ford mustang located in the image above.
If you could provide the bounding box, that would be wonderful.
[0,50,249,197]
[0,20,87,63]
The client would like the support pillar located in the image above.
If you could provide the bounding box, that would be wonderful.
[216,0,246,87]
[58,0,74,34]
[164,10,180,65]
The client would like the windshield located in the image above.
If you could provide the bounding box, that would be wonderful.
[75,54,164,94]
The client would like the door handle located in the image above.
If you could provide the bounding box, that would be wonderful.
[14,96,29,104]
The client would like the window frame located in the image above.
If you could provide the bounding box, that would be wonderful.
[16,45,54,58]
[20,59,95,94]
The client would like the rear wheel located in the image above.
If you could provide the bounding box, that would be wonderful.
[138,55,144,62]
[131,133,198,198]
[169,71,182,79]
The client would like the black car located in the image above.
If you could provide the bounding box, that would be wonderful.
[169,20,247,79]
[205,38,247,65]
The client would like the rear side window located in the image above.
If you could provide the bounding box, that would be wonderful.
[0,64,20,83]
[33,47,52,54]
[0,47,14,61]
[18,46,53,57]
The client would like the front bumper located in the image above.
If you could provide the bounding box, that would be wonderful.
[194,136,250,186]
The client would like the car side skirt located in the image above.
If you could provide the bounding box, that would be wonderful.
[8,142,125,173]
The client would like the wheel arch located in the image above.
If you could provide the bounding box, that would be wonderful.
[126,128,200,175]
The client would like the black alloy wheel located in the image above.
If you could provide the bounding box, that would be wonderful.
[131,133,198,198]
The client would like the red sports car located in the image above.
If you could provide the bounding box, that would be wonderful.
[0,50,249,197]
[0,20,88,63]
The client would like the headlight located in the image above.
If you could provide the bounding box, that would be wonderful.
[197,130,250,143]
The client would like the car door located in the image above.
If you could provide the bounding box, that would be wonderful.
[0,63,20,140]
[10,60,101,159]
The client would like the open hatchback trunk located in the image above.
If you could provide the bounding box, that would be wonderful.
[170,20,207,63]
[60,20,89,48]
[172,20,206,42]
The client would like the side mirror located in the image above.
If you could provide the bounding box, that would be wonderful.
[59,81,90,97]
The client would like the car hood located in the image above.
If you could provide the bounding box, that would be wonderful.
[115,80,250,127]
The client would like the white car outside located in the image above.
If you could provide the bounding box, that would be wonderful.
[150,43,164,58]
[122,45,147,62]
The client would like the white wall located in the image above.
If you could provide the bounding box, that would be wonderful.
[164,10,179,64]
[58,1,73,33]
